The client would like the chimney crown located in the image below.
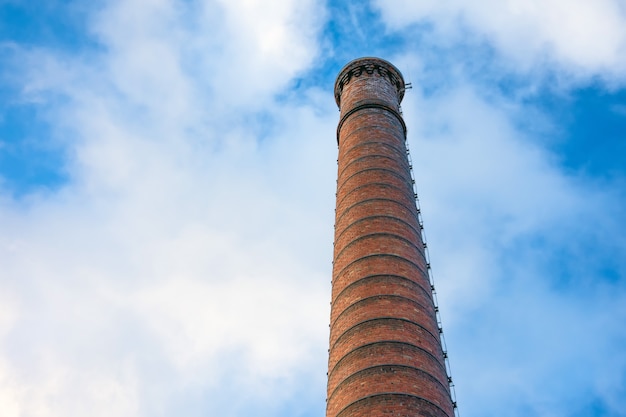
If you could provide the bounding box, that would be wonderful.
[334,57,406,108]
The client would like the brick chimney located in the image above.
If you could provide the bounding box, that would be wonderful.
[327,57,455,417]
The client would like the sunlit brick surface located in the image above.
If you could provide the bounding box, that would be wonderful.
[327,58,454,417]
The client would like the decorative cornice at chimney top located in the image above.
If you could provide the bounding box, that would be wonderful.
[334,57,406,107]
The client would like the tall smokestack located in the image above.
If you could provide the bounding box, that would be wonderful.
[327,57,455,417]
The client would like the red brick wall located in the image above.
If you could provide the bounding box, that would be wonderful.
[327,58,454,417]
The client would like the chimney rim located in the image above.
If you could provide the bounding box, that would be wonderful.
[334,57,406,108]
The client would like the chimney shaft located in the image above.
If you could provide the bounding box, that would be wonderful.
[327,57,454,417]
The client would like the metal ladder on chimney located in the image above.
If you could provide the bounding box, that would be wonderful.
[405,137,460,417]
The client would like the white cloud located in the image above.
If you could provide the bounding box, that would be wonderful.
[0,0,331,415]
[374,0,626,82]
[2,1,626,416]
[396,63,626,415]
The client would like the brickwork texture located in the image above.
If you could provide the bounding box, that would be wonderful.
[327,57,454,417]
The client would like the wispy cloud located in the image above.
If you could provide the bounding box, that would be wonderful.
[1,1,625,416]
[374,0,626,83]
[1,0,332,415]
[376,2,626,414]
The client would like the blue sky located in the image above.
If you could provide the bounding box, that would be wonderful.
[1,1,625,416]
